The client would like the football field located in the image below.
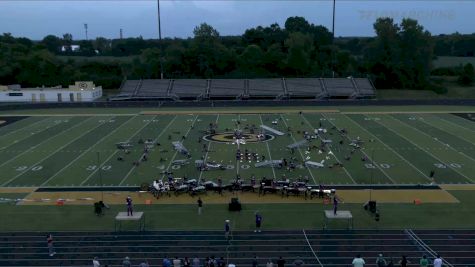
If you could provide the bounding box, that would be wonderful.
[1,112,475,187]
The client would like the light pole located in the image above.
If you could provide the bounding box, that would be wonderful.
[157,0,164,79]
[331,0,336,77]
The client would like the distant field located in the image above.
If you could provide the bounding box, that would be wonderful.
[433,56,475,68]
[1,112,475,187]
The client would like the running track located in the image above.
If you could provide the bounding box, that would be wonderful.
[0,230,473,266]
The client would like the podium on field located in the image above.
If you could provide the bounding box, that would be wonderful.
[323,210,353,230]
[114,212,145,231]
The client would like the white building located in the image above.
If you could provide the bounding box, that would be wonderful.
[0,81,102,103]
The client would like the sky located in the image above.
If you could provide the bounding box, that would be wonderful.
[0,1,473,40]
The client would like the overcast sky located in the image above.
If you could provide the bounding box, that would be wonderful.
[0,1,473,40]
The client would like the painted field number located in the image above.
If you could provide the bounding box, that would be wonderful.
[434,163,462,169]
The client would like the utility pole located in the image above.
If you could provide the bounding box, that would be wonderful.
[331,0,336,78]
[157,0,164,79]
[84,23,88,40]
[120,28,123,39]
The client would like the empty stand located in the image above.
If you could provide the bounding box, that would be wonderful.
[170,79,207,100]
[248,79,285,99]
[120,80,141,96]
[136,80,170,98]
[353,78,376,97]
[285,78,326,99]
[323,78,357,98]
[209,79,245,99]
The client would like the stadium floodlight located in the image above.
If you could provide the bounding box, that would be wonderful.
[157,0,164,79]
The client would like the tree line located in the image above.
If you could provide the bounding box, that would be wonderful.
[0,16,473,90]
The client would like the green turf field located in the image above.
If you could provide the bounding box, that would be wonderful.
[1,111,475,187]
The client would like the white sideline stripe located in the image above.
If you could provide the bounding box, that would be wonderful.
[0,116,50,140]
[198,114,220,183]
[120,115,177,185]
[323,113,396,184]
[80,116,160,186]
[161,115,199,181]
[259,115,276,179]
[303,229,324,267]
[1,117,99,186]
[343,114,431,182]
[0,117,76,168]
[397,115,475,164]
[280,114,316,184]
[40,116,137,187]
[375,116,474,183]
[301,114,356,183]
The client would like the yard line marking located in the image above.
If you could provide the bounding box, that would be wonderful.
[1,117,102,186]
[281,114,316,184]
[301,114,356,183]
[120,115,178,185]
[396,115,475,164]
[40,116,137,186]
[374,116,474,183]
[323,114,395,184]
[80,116,161,186]
[343,114,431,182]
[0,117,50,140]
[159,115,198,181]
[259,114,276,180]
[236,114,241,175]
[437,115,475,133]
[303,229,324,267]
[0,118,77,169]
[198,114,220,183]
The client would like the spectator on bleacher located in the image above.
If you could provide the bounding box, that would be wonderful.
[277,256,285,267]
[399,255,410,267]
[123,256,132,267]
[352,255,365,267]
[163,256,172,267]
[183,257,191,267]
[266,259,274,267]
[252,256,259,267]
[292,256,304,267]
[46,234,56,256]
[433,255,442,267]
[209,256,217,267]
[192,256,200,267]
[139,260,150,267]
[173,256,182,267]
[93,257,101,267]
[376,254,387,267]
[218,257,226,267]
[419,255,429,267]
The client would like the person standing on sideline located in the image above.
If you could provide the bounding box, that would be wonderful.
[399,255,410,267]
[376,254,387,267]
[139,260,150,267]
[277,256,286,267]
[419,255,429,267]
[46,234,56,256]
[292,256,304,267]
[266,259,274,267]
[255,213,262,232]
[123,256,132,267]
[252,256,258,267]
[163,256,172,267]
[183,257,191,267]
[433,255,442,267]
[197,198,203,215]
[192,256,200,267]
[93,257,101,267]
[126,196,133,216]
[352,254,365,267]
[224,220,230,240]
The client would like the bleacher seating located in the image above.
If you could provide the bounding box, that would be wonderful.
[285,78,325,98]
[209,79,245,99]
[136,79,170,98]
[354,78,376,97]
[170,79,207,100]
[323,78,357,97]
[248,79,284,98]
[120,80,141,96]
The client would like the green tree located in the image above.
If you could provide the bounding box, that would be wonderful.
[41,35,62,53]
[458,63,475,85]
[284,32,314,75]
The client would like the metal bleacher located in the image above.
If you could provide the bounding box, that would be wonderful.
[248,79,285,99]
[170,79,207,100]
[285,78,327,99]
[115,77,375,101]
[209,79,245,99]
[136,79,170,98]
[353,78,376,98]
[323,78,358,98]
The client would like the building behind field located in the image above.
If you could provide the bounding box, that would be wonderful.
[0,81,102,103]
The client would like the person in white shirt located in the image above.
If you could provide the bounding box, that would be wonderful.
[173,256,182,267]
[352,254,365,267]
[433,255,443,267]
[93,257,100,267]
[153,180,159,191]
